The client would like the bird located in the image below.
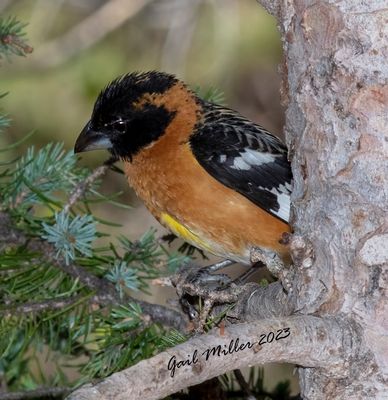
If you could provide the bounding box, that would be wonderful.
[74,71,292,270]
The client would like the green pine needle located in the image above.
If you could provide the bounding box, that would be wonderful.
[158,329,188,349]
[0,114,10,132]
[105,261,140,298]
[41,211,96,265]
[0,16,32,60]
[5,142,84,207]
[194,85,226,105]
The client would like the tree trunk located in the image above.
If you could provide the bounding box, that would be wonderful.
[263,0,387,398]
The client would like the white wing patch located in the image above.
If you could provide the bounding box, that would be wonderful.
[268,183,291,222]
[241,149,276,166]
[228,149,291,222]
[230,149,279,170]
[231,157,251,170]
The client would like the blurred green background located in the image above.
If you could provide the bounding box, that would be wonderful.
[1,0,297,394]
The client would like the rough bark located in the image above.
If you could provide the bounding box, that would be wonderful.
[269,0,387,398]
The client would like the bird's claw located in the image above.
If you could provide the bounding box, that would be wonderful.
[172,262,237,332]
[250,247,286,277]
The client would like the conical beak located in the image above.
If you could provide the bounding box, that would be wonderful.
[74,121,112,153]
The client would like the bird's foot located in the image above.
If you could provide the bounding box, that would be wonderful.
[250,247,293,292]
[172,260,240,332]
[250,247,285,275]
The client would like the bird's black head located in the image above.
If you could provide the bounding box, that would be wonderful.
[74,71,179,160]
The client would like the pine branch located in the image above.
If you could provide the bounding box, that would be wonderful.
[63,164,109,213]
[0,210,187,331]
[0,295,86,317]
[0,386,69,400]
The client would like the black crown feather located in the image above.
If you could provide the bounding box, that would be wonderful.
[93,71,178,119]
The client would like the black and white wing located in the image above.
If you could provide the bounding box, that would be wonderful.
[189,103,292,223]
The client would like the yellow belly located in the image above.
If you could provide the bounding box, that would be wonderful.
[160,213,213,253]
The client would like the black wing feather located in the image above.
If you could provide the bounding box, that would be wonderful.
[189,103,292,223]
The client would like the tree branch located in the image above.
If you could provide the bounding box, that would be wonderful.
[63,164,109,213]
[233,369,256,400]
[0,211,188,331]
[63,157,123,213]
[0,386,69,400]
[0,295,86,317]
[229,281,294,321]
[67,315,360,400]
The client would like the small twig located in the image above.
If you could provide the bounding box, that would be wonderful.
[0,34,33,56]
[63,164,109,213]
[0,294,118,318]
[136,300,188,331]
[64,155,123,213]
[0,295,85,317]
[233,369,257,400]
[0,386,69,400]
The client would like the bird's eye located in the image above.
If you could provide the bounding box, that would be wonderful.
[111,119,126,133]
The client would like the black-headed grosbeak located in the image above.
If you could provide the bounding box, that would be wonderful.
[74,71,292,267]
